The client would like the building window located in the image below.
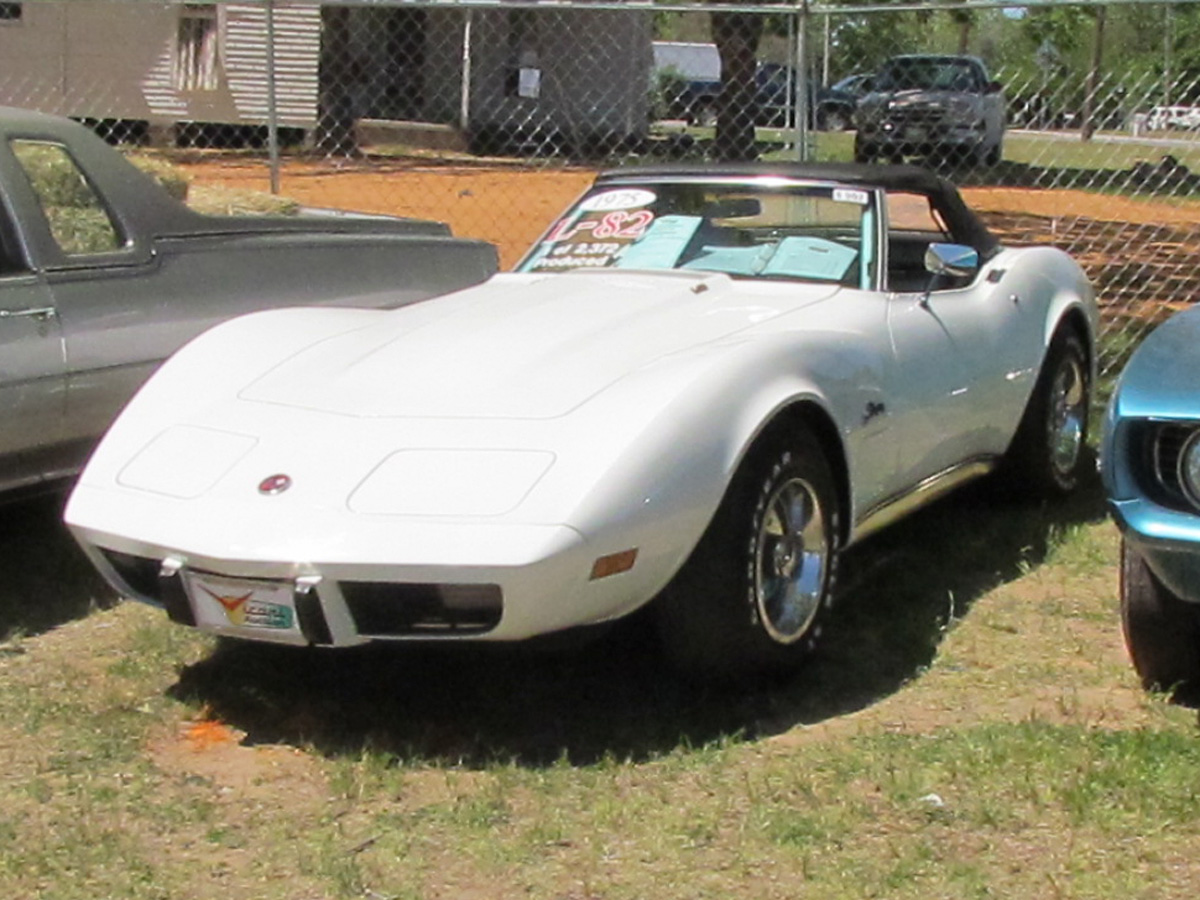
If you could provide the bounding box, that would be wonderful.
[0,4,22,22]
[174,3,219,91]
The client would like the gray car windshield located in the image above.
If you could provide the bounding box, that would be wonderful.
[517,181,878,288]
[874,58,982,92]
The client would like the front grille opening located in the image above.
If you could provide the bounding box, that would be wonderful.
[100,549,164,603]
[1151,423,1198,511]
[340,582,503,637]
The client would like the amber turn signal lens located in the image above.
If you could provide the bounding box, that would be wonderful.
[589,548,638,580]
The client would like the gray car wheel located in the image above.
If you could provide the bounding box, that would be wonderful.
[655,426,839,679]
[690,100,718,128]
[822,109,851,132]
[1121,539,1200,701]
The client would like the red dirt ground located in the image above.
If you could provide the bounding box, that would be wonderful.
[178,158,1200,330]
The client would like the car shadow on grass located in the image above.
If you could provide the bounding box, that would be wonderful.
[168,468,1110,768]
[0,491,116,642]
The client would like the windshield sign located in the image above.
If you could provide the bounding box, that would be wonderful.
[519,181,878,288]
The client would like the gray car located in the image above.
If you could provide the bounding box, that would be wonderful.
[0,107,497,497]
[854,55,1005,166]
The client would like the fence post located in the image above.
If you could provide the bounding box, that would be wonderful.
[266,0,280,194]
[794,0,809,162]
[460,10,473,135]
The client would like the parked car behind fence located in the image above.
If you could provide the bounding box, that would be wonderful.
[1146,105,1200,131]
[655,56,863,131]
[854,54,1005,167]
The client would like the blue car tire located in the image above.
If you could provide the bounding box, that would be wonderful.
[1121,538,1200,701]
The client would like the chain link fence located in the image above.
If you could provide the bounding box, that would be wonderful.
[3,0,1199,379]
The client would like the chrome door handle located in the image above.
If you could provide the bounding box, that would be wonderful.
[0,306,56,321]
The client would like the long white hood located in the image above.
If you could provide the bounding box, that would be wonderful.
[240,270,838,420]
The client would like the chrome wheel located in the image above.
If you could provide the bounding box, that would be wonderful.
[1048,350,1087,479]
[753,475,829,644]
[655,430,839,678]
[1003,330,1090,496]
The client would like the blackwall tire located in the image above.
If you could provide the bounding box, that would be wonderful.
[655,428,839,679]
[694,102,718,128]
[824,110,850,132]
[1121,539,1200,701]
[1004,330,1091,496]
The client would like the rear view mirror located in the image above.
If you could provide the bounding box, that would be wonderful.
[705,198,762,220]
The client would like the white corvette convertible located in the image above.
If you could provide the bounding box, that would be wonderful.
[66,164,1097,677]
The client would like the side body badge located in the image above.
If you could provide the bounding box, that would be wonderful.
[258,474,292,495]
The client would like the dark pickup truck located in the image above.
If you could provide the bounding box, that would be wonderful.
[664,64,864,131]
[853,55,1005,165]
[0,106,497,496]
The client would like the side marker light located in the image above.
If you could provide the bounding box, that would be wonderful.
[590,548,638,581]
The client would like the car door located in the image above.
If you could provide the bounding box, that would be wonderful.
[0,269,64,485]
[881,195,1034,488]
[5,137,157,467]
[887,279,1032,484]
[0,190,65,487]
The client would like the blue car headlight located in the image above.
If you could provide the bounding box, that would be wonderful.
[1182,431,1200,508]
[1133,421,1200,513]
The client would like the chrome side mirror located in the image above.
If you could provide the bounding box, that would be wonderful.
[925,243,980,279]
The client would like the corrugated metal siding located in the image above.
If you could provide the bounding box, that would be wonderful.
[224,3,320,127]
[141,26,191,121]
[0,1,319,128]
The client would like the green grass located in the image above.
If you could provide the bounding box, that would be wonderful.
[1,126,1187,897]
[0,476,1192,898]
[654,122,1200,192]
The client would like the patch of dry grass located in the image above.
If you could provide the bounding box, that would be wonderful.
[1,481,1197,899]
[186,183,300,217]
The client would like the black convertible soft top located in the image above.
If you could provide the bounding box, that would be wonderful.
[596,162,999,258]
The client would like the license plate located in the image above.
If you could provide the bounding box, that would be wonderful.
[184,571,299,634]
[904,126,927,141]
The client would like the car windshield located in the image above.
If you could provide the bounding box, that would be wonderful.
[832,74,870,94]
[874,58,981,92]
[517,180,879,288]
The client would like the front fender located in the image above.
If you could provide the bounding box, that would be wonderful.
[548,330,883,601]
[1034,249,1099,351]
[78,306,387,485]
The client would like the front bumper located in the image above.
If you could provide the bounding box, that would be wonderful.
[67,483,651,646]
[1110,496,1200,603]
[857,119,984,154]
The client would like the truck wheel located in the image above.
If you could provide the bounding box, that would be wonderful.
[690,101,718,128]
[823,109,850,132]
[1121,540,1200,700]
[655,428,839,679]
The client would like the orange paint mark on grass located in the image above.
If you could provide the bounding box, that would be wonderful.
[183,718,237,750]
